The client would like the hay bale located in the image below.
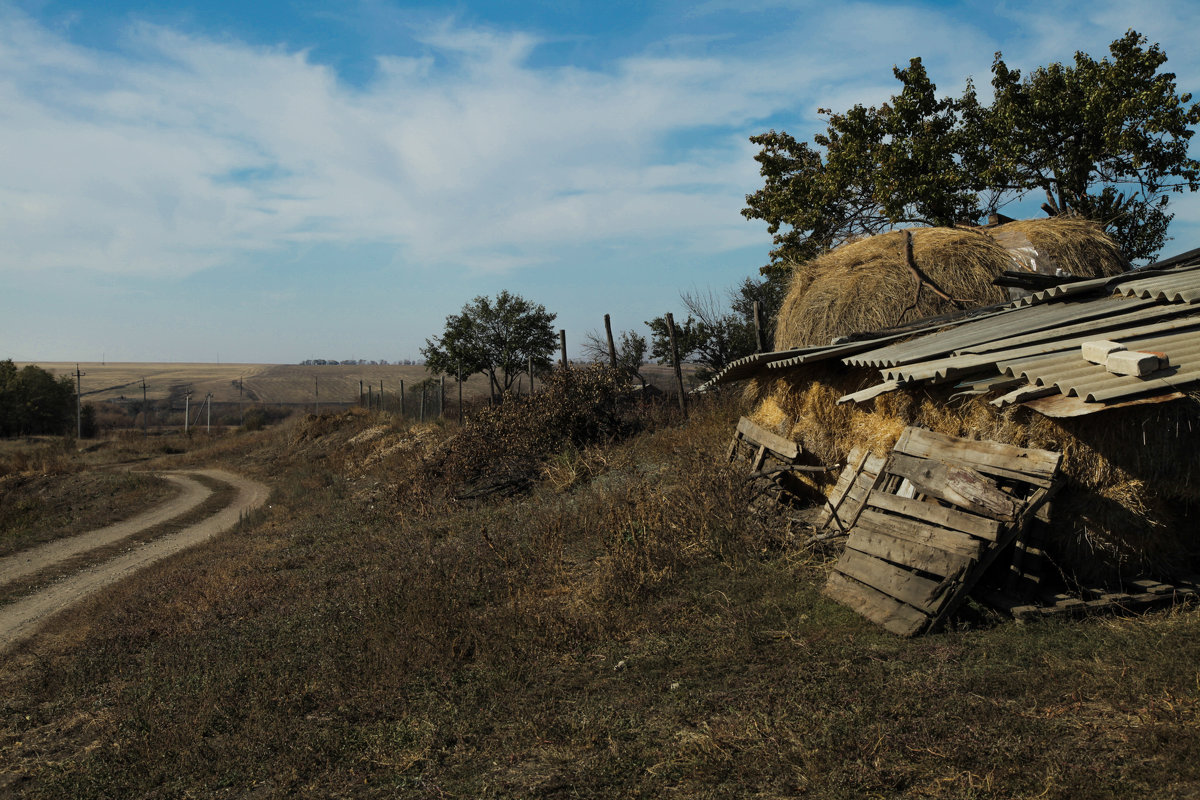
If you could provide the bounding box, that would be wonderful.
[748,370,1199,586]
[775,217,1127,348]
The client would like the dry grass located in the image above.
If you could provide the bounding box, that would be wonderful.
[775,218,1127,348]
[2,389,1200,798]
[748,368,1200,584]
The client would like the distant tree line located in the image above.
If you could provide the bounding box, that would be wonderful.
[0,359,76,437]
[299,358,424,366]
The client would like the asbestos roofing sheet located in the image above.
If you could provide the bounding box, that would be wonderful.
[1005,274,1112,307]
[1116,267,1200,304]
[998,327,1200,403]
[880,314,1200,384]
[845,295,1154,368]
[697,348,820,388]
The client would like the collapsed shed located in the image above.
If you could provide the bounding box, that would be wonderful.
[709,220,1200,633]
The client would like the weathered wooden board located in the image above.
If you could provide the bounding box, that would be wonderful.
[894,427,1061,486]
[865,491,1002,541]
[887,453,1020,520]
[735,416,800,461]
[845,525,975,578]
[837,548,951,613]
[854,509,983,559]
[824,571,928,637]
[818,448,884,531]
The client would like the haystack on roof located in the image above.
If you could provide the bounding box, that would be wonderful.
[776,217,1128,349]
[707,250,1200,586]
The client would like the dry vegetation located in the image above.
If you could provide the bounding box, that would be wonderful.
[1,373,1198,798]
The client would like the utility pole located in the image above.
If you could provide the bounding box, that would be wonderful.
[400,379,405,417]
[206,393,212,433]
[440,375,445,418]
[560,329,568,368]
[141,377,148,436]
[314,376,319,415]
[74,364,84,439]
[379,379,384,412]
[238,376,244,424]
[184,388,191,434]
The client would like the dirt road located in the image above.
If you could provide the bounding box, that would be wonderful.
[0,469,269,652]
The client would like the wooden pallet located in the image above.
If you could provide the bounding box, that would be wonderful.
[816,447,886,534]
[727,416,800,471]
[823,427,1062,636]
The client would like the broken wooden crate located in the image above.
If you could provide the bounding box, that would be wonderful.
[823,427,1063,636]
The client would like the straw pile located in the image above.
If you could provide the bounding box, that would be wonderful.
[775,217,1128,348]
[748,368,1199,586]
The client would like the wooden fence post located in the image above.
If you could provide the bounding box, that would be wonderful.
[666,312,687,417]
[604,313,618,368]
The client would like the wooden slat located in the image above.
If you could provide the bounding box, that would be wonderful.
[836,549,951,613]
[847,521,976,578]
[887,453,1020,520]
[819,449,885,531]
[893,427,1061,486]
[819,448,865,528]
[823,571,928,637]
[735,416,800,461]
[854,509,983,560]
[865,491,1002,541]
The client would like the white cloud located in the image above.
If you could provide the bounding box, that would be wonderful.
[1,0,1198,287]
[0,8,817,280]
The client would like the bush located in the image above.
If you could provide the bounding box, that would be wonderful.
[422,365,649,500]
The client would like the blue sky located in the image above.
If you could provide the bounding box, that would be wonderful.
[3,0,1199,364]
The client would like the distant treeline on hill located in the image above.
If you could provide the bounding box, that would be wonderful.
[298,359,424,366]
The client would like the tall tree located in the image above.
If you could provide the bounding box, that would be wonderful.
[0,360,75,437]
[743,31,1200,273]
[421,291,558,401]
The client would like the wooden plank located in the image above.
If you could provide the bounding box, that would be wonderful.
[750,444,768,472]
[818,448,865,528]
[735,416,800,461]
[893,427,1061,486]
[726,432,742,463]
[820,449,885,531]
[836,548,951,613]
[847,524,976,579]
[854,509,983,559]
[865,491,1002,540]
[823,571,928,637]
[887,453,1020,520]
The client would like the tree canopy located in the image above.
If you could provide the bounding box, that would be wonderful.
[743,31,1200,273]
[0,360,75,437]
[646,274,785,379]
[421,291,558,401]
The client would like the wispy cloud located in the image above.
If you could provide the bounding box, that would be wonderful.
[1,0,1197,288]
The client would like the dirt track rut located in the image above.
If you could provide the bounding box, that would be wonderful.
[0,468,269,652]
